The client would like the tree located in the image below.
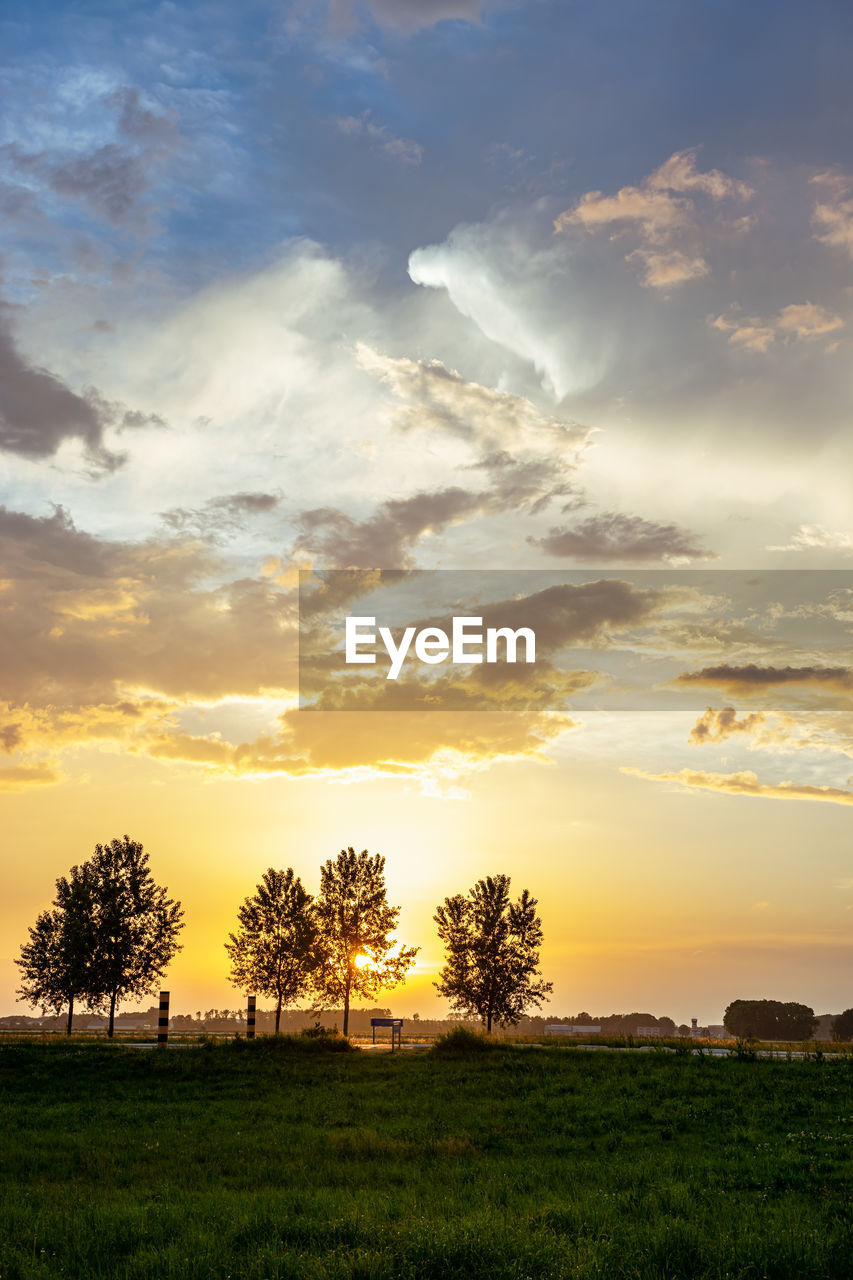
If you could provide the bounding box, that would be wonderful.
[313,847,418,1036]
[831,1008,853,1041]
[86,836,184,1037]
[723,999,818,1042]
[434,874,552,1033]
[225,867,317,1033]
[15,863,101,1034]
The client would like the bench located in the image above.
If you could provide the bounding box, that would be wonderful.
[371,1017,403,1048]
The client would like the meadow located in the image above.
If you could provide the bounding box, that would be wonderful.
[0,1034,850,1280]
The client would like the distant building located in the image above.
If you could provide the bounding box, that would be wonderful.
[636,1026,662,1038]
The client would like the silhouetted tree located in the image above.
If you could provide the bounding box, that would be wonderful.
[724,998,817,1041]
[225,867,317,1033]
[434,874,552,1032]
[831,1008,853,1041]
[86,836,184,1037]
[313,847,418,1036]
[15,863,101,1033]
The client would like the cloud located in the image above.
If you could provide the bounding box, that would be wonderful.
[554,148,753,288]
[356,345,588,458]
[687,706,853,758]
[624,766,853,807]
[811,171,853,258]
[0,504,298,705]
[146,706,575,785]
[2,87,179,230]
[335,113,422,164]
[689,706,767,745]
[530,512,709,563]
[0,763,63,791]
[766,524,853,554]
[408,210,605,399]
[711,302,843,353]
[356,344,589,511]
[0,314,160,468]
[292,348,595,567]
[625,248,709,288]
[161,491,282,539]
[674,664,853,697]
[294,487,486,567]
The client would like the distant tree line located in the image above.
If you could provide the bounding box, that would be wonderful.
[724,999,818,1042]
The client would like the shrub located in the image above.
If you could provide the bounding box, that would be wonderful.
[430,1026,496,1056]
[224,1030,354,1055]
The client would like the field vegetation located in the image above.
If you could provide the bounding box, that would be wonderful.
[0,1035,851,1279]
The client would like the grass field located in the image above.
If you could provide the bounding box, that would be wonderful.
[0,1035,851,1279]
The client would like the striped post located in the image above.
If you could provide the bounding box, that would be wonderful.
[157,990,170,1048]
[247,995,256,1039]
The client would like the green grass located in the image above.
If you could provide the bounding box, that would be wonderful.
[0,1038,851,1279]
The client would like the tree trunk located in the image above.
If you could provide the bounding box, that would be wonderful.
[275,997,282,1035]
[108,990,116,1038]
[486,1012,492,1033]
[66,993,74,1036]
[343,971,351,1037]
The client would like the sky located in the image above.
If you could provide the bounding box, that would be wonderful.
[1,0,852,1025]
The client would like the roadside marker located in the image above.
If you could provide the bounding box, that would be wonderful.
[157,991,170,1048]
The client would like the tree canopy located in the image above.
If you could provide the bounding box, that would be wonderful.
[16,837,183,1037]
[16,862,101,1033]
[225,867,316,1033]
[312,847,418,1036]
[723,999,817,1042]
[434,874,552,1033]
[86,836,184,1037]
[831,1008,853,1041]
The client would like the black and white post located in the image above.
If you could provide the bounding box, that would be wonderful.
[247,995,256,1039]
[157,990,170,1048]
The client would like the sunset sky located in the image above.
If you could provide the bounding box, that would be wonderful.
[2,0,852,1024]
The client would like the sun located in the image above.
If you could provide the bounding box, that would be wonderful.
[353,953,372,971]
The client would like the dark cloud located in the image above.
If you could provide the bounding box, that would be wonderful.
[162,491,282,538]
[2,87,178,230]
[530,512,709,562]
[0,505,111,576]
[689,705,767,745]
[0,315,163,468]
[0,723,22,752]
[676,664,853,695]
[294,487,485,567]
[0,505,297,705]
[0,321,113,466]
